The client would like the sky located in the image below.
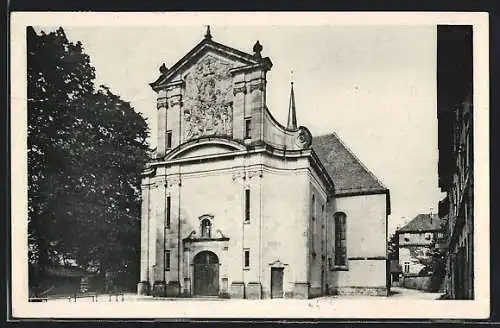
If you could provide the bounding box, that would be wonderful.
[35,24,445,234]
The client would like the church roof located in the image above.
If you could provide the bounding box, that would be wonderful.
[312,132,388,196]
[398,214,442,233]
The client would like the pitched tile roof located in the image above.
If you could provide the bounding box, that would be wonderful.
[312,132,388,195]
[398,214,442,233]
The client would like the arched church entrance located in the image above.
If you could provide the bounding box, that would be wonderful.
[193,251,219,296]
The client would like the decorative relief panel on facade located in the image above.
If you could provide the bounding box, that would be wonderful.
[295,127,313,149]
[215,229,227,239]
[183,55,234,141]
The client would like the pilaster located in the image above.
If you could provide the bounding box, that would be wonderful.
[246,70,267,143]
[165,174,182,292]
[166,81,183,150]
[156,89,168,158]
[232,75,246,140]
[154,175,167,282]
[148,181,160,284]
[139,182,151,289]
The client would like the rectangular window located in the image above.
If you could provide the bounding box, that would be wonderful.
[166,130,172,149]
[166,196,171,229]
[404,262,410,273]
[165,250,171,271]
[245,189,250,222]
[245,118,252,139]
[244,249,250,268]
[334,213,347,267]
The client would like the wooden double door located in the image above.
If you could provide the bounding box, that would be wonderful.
[193,251,219,296]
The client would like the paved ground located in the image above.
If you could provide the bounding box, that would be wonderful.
[388,287,443,300]
[44,287,443,303]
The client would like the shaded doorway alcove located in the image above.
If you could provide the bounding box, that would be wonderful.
[193,251,220,296]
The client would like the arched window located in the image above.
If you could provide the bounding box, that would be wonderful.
[201,219,212,238]
[334,212,347,267]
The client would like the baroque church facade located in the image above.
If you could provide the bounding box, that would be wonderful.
[137,27,391,299]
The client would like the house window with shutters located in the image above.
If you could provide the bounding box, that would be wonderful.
[334,212,347,268]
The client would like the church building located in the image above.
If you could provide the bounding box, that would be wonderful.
[137,27,391,299]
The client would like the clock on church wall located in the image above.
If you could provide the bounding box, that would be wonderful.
[182,55,234,142]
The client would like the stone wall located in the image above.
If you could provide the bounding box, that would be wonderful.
[328,194,388,293]
[401,275,432,291]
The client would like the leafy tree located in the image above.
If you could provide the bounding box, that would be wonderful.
[387,232,399,260]
[28,26,97,292]
[27,26,150,295]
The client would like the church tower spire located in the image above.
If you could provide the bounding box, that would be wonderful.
[287,73,297,130]
[204,25,212,40]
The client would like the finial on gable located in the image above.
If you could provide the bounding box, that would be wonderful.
[159,63,168,74]
[205,25,212,40]
[253,40,263,59]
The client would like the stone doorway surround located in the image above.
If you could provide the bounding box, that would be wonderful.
[183,229,230,298]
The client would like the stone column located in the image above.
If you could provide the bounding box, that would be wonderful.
[156,89,168,158]
[138,181,151,295]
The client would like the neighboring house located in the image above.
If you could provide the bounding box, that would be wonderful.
[138,27,391,299]
[437,26,474,300]
[397,214,443,276]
